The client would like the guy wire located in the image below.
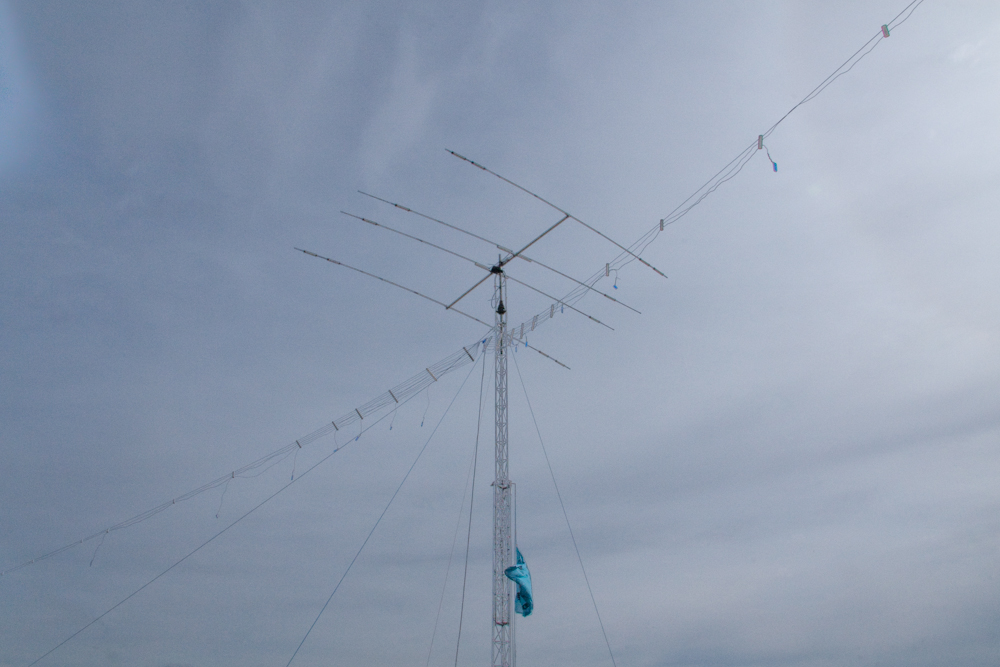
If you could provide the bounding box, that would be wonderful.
[26,387,429,667]
[512,352,618,667]
[453,345,487,667]
[286,355,482,666]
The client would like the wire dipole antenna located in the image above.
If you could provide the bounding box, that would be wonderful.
[437,1,926,362]
[4,334,489,579]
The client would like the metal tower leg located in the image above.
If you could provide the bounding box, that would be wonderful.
[492,271,514,667]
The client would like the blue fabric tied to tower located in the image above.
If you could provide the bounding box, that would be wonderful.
[504,548,533,617]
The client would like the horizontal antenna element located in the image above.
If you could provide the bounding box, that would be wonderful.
[448,150,667,279]
[295,248,491,328]
[340,211,491,271]
[505,273,612,331]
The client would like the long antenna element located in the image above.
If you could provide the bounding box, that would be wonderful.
[340,212,612,331]
[340,212,491,272]
[358,191,640,314]
[359,190,497,247]
[447,150,668,279]
[295,248,491,328]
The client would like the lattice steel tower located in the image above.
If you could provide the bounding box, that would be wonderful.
[492,267,514,667]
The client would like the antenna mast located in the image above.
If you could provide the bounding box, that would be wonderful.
[314,168,597,666]
[492,265,515,667]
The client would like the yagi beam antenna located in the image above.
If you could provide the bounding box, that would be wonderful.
[447,150,668,279]
[340,212,612,330]
[358,191,639,314]
[294,248,491,328]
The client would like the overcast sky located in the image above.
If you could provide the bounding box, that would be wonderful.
[2,1,1000,666]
